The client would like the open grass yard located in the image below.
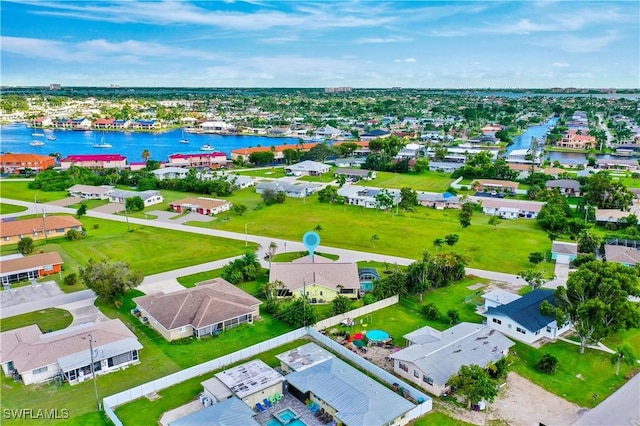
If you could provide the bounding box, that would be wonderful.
[355,170,455,192]
[200,192,551,274]
[411,410,476,426]
[0,202,28,214]
[511,340,639,408]
[271,251,339,262]
[0,308,72,332]
[0,181,68,202]
[235,166,287,179]
[601,328,640,353]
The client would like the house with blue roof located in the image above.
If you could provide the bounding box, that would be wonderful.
[482,289,571,345]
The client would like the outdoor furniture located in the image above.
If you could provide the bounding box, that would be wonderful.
[263,398,273,408]
[274,392,282,402]
[256,403,266,412]
[268,395,277,404]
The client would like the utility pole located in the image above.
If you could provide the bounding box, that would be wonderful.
[124,205,130,232]
[83,334,100,410]
[42,205,48,243]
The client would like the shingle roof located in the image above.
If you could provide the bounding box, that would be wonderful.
[268,262,360,292]
[0,252,63,275]
[0,216,82,239]
[133,278,261,331]
[604,244,640,265]
[485,289,557,332]
[552,241,578,255]
[546,179,581,190]
[0,153,56,164]
[67,184,114,195]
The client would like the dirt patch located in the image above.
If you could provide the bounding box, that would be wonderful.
[483,279,525,294]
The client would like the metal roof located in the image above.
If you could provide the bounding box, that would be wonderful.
[169,396,259,426]
[485,289,557,332]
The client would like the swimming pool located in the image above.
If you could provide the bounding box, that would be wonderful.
[276,408,298,422]
[366,329,390,342]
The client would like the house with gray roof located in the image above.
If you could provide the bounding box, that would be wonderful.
[0,319,141,385]
[134,278,261,341]
[545,179,581,196]
[151,167,189,181]
[215,359,285,410]
[338,186,400,209]
[551,241,578,263]
[285,160,330,176]
[390,323,514,396]
[283,343,416,426]
[107,189,164,207]
[483,289,571,345]
[428,161,465,173]
[418,192,460,209]
[255,181,320,198]
[333,168,376,181]
[169,395,259,426]
[67,184,114,200]
[604,244,640,266]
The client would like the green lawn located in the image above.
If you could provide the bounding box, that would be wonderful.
[234,167,287,179]
[115,339,308,425]
[355,170,455,192]
[0,308,72,332]
[0,181,68,202]
[512,341,639,408]
[271,251,339,262]
[0,202,28,215]
[411,410,475,426]
[197,191,550,274]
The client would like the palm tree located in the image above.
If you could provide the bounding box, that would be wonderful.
[370,234,379,247]
[141,149,151,162]
[314,224,323,233]
[268,241,278,268]
[612,344,636,376]
[433,238,444,250]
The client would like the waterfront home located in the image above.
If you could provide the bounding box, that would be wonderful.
[390,323,514,396]
[334,168,376,181]
[483,289,571,345]
[69,118,92,130]
[34,117,53,127]
[337,186,401,209]
[0,319,142,385]
[167,152,228,169]
[556,130,596,150]
[269,255,360,303]
[107,189,164,207]
[151,167,189,180]
[604,244,640,266]
[506,149,542,165]
[60,154,128,170]
[481,124,504,137]
[199,121,235,133]
[545,179,581,196]
[93,118,115,129]
[133,278,261,341]
[112,119,130,129]
[480,199,543,219]
[314,124,342,139]
[255,181,320,198]
[129,120,158,130]
[231,143,319,163]
[68,184,114,200]
[0,153,56,174]
[596,158,638,171]
[615,144,640,155]
[0,216,83,246]
[285,160,330,176]
[169,197,231,215]
[0,252,64,286]
[266,127,293,137]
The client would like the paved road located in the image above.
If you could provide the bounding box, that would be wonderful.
[574,372,640,426]
[1,289,95,319]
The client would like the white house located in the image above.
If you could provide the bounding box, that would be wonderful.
[480,199,543,219]
[151,167,189,180]
[67,184,114,200]
[395,143,424,159]
[390,323,514,396]
[107,189,164,207]
[255,181,320,198]
[337,186,401,209]
[285,160,330,176]
[483,289,571,345]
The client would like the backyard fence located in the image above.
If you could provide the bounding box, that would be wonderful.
[313,295,399,330]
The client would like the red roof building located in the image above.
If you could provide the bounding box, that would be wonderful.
[0,153,56,174]
[168,152,228,169]
[60,154,128,170]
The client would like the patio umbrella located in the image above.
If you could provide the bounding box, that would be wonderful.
[353,339,367,348]
[353,333,365,340]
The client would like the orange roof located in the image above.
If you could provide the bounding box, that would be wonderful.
[334,141,369,147]
[0,252,63,274]
[0,153,56,163]
[231,143,318,155]
[1,216,82,238]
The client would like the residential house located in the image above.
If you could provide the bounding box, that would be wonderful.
[481,289,521,312]
[483,289,571,345]
[231,143,319,163]
[67,184,114,200]
[285,160,330,176]
[418,192,461,209]
[255,181,320,198]
[361,129,391,141]
[214,360,284,410]
[60,154,128,170]
[269,255,361,303]
[428,162,465,173]
[199,121,235,133]
[334,168,376,181]
[0,252,64,286]
[281,343,416,426]
[557,130,596,150]
[167,152,228,169]
[551,241,578,263]
[0,153,56,174]
[266,127,293,137]
[595,209,632,224]
[334,140,371,157]
[107,189,164,207]
[169,197,232,215]
[615,144,640,155]
[472,179,519,194]
[481,124,504,137]
[93,118,115,129]
[151,167,189,180]
[596,159,638,171]
[314,125,342,139]
[480,199,542,219]
[395,143,424,159]
[169,396,258,426]
[134,278,261,341]
[390,323,514,396]
[0,216,83,246]
[545,179,581,196]
[112,119,130,129]
[205,173,255,189]
[129,120,158,130]
[337,186,401,209]
[604,244,640,266]
[0,319,142,385]
[506,149,542,165]
[69,118,92,130]
[33,117,53,127]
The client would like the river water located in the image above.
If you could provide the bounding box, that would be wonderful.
[0,124,300,162]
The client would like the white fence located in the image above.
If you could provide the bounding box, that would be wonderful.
[308,328,433,421]
[103,296,402,425]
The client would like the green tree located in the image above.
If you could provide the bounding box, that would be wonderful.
[488,215,500,230]
[537,194,572,234]
[66,229,83,241]
[541,261,640,354]
[433,238,444,250]
[125,196,145,211]
[63,273,81,286]
[141,149,151,162]
[76,203,88,217]
[17,237,34,254]
[399,187,418,211]
[577,229,601,253]
[314,224,323,233]
[248,151,275,165]
[537,353,559,374]
[331,295,352,315]
[232,203,247,216]
[528,252,545,265]
[444,234,459,246]
[612,344,637,376]
[583,172,633,210]
[374,189,395,211]
[284,297,317,327]
[79,259,143,302]
[459,210,472,228]
[518,269,547,290]
[317,185,343,204]
[447,309,460,325]
[261,188,286,205]
[422,302,440,320]
[447,364,499,409]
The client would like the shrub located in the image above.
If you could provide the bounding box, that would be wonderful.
[93,224,100,230]
[331,295,352,315]
[17,237,34,254]
[537,353,559,374]
[422,302,440,320]
[447,309,460,325]
[361,294,377,306]
[66,229,83,241]
[63,273,80,286]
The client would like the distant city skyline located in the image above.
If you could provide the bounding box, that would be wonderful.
[2,1,639,88]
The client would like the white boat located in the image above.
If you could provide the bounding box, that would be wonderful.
[94,133,112,148]
[200,144,215,151]
[30,140,45,147]
[47,135,57,141]
[179,128,189,144]
[32,132,45,137]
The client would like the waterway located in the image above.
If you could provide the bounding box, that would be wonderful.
[0,124,300,162]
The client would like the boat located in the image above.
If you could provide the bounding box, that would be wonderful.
[47,135,57,141]
[200,144,215,151]
[93,133,112,148]
[32,132,45,137]
[30,140,45,147]
[179,129,189,144]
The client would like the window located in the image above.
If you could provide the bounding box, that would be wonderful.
[423,376,434,386]
[33,366,48,375]
[56,228,64,233]
[516,327,526,335]
[44,265,53,271]
[319,291,323,296]
[413,370,420,378]
[492,318,502,325]
[546,327,552,333]
[179,326,186,333]
[4,237,10,241]
[399,362,408,372]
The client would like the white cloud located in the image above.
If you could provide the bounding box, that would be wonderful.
[355,36,412,44]
[536,31,621,53]
[394,58,417,63]
[551,62,570,68]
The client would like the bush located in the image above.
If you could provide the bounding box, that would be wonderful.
[93,224,100,230]
[331,295,352,315]
[17,237,34,254]
[66,229,83,241]
[537,353,559,374]
[422,302,440,320]
[447,309,460,325]
[361,294,377,306]
[63,273,80,286]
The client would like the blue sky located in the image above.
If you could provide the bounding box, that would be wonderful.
[2,1,638,88]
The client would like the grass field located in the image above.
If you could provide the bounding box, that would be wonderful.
[411,410,476,426]
[0,181,68,202]
[355,170,455,192]
[235,167,287,179]
[0,308,72,332]
[0,202,28,214]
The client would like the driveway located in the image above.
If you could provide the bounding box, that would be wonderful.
[46,197,83,207]
[0,281,64,308]
[57,296,109,326]
[91,203,125,214]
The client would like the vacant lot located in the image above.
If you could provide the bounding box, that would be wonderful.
[0,181,68,202]
[0,202,28,215]
[356,170,455,192]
